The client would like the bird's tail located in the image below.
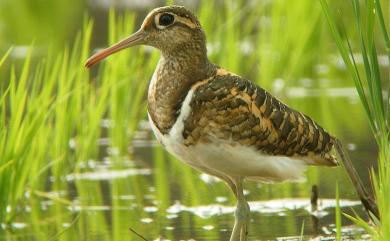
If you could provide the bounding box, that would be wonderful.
[333,138,380,220]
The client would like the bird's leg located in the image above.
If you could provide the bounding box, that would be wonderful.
[224,177,238,198]
[229,178,250,241]
[237,180,250,241]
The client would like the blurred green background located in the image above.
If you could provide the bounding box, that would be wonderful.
[0,0,386,240]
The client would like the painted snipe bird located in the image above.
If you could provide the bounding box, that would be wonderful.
[85,5,378,241]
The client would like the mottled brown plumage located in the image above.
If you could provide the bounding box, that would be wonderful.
[182,68,337,166]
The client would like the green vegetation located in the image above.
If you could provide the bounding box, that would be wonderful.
[0,14,153,222]
[0,0,385,240]
[335,184,342,241]
[320,0,390,239]
[0,0,84,47]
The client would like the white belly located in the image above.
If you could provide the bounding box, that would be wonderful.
[147,88,307,183]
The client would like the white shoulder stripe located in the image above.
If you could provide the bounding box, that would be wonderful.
[168,88,194,142]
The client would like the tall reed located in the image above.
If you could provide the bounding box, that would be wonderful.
[320,0,390,239]
[0,12,154,222]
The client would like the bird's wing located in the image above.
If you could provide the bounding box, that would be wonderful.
[182,68,338,166]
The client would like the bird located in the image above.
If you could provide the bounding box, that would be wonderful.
[84,5,373,241]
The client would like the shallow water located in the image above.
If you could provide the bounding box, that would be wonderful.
[0,87,376,240]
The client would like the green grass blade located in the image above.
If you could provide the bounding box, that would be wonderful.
[0,160,14,174]
[344,32,376,131]
[0,47,12,68]
[320,0,374,129]
[375,0,390,62]
[335,184,342,241]
[351,0,372,84]
[321,0,390,240]
[299,220,305,240]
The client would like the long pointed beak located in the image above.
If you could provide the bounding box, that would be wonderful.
[85,30,146,68]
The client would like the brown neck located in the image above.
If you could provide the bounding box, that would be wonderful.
[148,42,216,134]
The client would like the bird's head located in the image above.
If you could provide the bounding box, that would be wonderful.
[85,6,205,68]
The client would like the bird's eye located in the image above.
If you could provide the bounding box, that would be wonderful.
[159,13,175,26]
